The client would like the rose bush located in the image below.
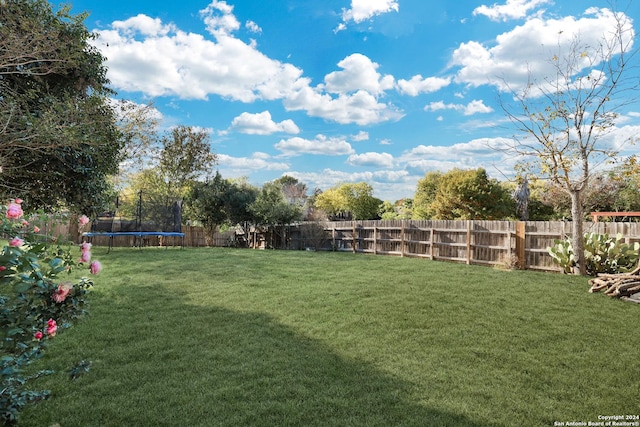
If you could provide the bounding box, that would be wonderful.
[0,199,101,425]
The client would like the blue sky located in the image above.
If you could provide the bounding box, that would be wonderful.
[65,0,640,201]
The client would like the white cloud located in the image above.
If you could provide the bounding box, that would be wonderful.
[230,111,300,135]
[608,125,640,157]
[451,8,635,94]
[599,124,636,152]
[275,134,355,156]
[397,75,451,96]
[425,101,456,112]
[323,53,395,95]
[95,12,403,126]
[217,152,289,170]
[200,1,240,37]
[95,18,306,102]
[424,99,493,116]
[347,152,395,168]
[398,137,517,175]
[245,20,262,33]
[282,54,404,125]
[340,0,399,25]
[373,170,410,183]
[111,14,176,37]
[282,54,403,125]
[351,131,369,141]
[463,99,494,115]
[284,87,404,125]
[473,0,552,22]
[287,168,413,199]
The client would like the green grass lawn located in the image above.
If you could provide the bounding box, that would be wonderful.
[20,247,640,426]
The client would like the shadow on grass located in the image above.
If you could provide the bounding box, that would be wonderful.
[24,281,502,427]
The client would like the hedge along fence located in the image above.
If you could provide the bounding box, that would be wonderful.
[287,220,640,273]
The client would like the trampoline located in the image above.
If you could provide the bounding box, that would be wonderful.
[82,231,185,253]
[84,191,186,253]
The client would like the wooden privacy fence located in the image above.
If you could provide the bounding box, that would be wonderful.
[287,220,640,273]
[59,218,640,273]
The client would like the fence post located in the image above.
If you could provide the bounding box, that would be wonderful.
[331,227,336,250]
[401,220,405,257]
[466,220,472,265]
[373,225,378,255]
[353,222,357,253]
[516,221,526,269]
[430,228,435,260]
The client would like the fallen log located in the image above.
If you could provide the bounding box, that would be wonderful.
[588,262,640,302]
[620,294,640,304]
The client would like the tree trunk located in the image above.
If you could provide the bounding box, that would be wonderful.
[570,190,586,275]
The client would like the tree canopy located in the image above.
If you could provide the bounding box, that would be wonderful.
[314,182,381,220]
[158,125,217,200]
[413,169,514,220]
[0,0,122,213]
[413,172,444,219]
[250,181,303,227]
[186,173,261,231]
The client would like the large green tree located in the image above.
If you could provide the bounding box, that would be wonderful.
[249,180,303,248]
[313,187,346,219]
[185,173,260,245]
[250,181,303,228]
[0,0,122,213]
[413,169,514,220]
[412,172,443,219]
[158,125,217,200]
[314,182,381,220]
[186,172,230,243]
[223,178,260,228]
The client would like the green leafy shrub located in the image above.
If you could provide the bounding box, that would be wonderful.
[548,232,640,275]
[1,199,101,425]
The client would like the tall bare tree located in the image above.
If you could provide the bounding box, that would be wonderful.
[500,8,638,274]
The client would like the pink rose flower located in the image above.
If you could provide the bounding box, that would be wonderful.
[52,282,73,303]
[9,237,23,247]
[46,319,57,337]
[6,202,23,219]
[79,250,91,263]
[80,242,92,252]
[89,260,102,275]
[34,331,44,341]
[33,226,40,233]
[78,215,90,226]
[0,266,6,272]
